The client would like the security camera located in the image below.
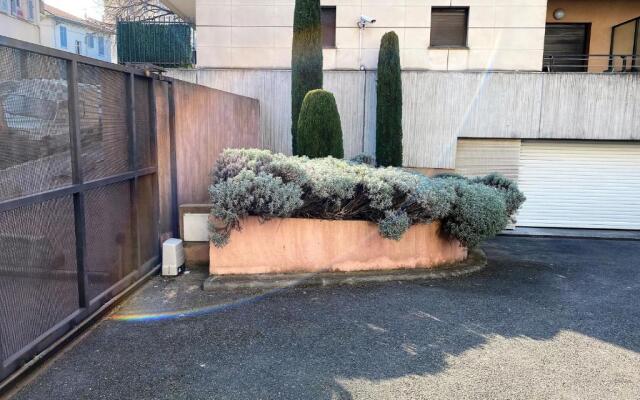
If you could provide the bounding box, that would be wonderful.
[358,15,376,28]
[361,15,376,23]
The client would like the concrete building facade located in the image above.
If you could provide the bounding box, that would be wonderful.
[167,0,548,70]
[0,0,40,44]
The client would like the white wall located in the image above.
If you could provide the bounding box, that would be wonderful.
[0,0,40,44]
[195,0,547,70]
[41,17,113,63]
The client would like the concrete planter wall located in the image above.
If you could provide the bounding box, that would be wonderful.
[210,216,467,275]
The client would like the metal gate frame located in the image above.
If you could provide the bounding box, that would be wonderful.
[0,36,163,382]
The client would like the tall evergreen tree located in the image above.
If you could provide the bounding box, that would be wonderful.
[291,0,323,155]
[297,89,344,158]
[375,31,402,166]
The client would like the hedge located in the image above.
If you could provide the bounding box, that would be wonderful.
[375,31,402,167]
[209,149,526,248]
[297,89,344,158]
[291,0,323,155]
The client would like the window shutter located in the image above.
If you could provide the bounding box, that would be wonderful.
[321,7,336,48]
[430,8,468,47]
[60,26,67,48]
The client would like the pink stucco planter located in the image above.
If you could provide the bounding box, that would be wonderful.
[209,216,467,275]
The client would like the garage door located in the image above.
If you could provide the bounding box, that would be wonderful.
[517,141,640,229]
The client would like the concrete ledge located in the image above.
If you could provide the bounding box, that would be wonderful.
[203,248,486,290]
[500,227,640,241]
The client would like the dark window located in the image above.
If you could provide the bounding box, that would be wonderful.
[87,34,94,48]
[321,7,336,48]
[98,36,105,55]
[430,7,468,48]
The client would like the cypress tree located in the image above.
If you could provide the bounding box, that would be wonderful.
[375,31,402,167]
[291,0,323,155]
[297,89,344,158]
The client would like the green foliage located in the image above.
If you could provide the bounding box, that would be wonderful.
[297,89,344,158]
[209,149,525,247]
[375,31,402,167]
[291,0,323,155]
[116,21,192,67]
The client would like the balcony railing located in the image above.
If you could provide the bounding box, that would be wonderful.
[543,54,639,73]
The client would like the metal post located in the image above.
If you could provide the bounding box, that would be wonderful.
[126,72,141,271]
[167,81,179,237]
[67,59,89,308]
[148,78,161,260]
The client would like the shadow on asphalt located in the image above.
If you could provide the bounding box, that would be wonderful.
[11,236,640,399]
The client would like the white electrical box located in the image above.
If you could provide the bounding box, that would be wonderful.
[162,238,185,276]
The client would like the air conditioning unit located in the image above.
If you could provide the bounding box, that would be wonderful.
[162,238,185,276]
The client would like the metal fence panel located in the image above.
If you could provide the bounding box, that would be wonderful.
[0,37,160,382]
[77,64,130,181]
[0,196,78,365]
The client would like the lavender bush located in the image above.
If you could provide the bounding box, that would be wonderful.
[209,149,525,248]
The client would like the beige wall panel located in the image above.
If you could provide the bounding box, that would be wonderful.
[455,139,521,180]
[539,74,640,140]
[324,71,367,158]
[194,1,548,70]
[169,69,640,169]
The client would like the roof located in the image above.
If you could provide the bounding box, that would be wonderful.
[42,3,114,34]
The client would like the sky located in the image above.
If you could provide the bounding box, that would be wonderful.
[44,0,104,20]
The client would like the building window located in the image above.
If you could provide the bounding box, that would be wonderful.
[87,34,94,49]
[98,36,105,56]
[430,7,469,48]
[26,0,33,20]
[60,26,67,48]
[0,0,8,14]
[321,6,336,48]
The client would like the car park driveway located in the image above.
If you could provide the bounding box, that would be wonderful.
[10,236,640,400]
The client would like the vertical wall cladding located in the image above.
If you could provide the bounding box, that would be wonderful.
[77,64,130,180]
[539,73,640,140]
[171,79,260,204]
[324,70,366,158]
[168,69,640,169]
[0,197,78,364]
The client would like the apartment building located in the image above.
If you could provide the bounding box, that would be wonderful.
[0,0,40,44]
[40,4,115,63]
[160,0,640,231]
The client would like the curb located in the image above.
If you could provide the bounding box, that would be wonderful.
[498,230,640,241]
[203,248,487,291]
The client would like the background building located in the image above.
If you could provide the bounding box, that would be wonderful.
[0,0,40,44]
[40,4,115,63]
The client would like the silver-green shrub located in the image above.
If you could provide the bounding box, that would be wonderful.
[472,172,526,217]
[209,169,303,247]
[379,210,410,240]
[443,181,509,248]
[209,149,525,247]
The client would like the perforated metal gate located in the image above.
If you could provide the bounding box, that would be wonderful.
[0,36,160,381]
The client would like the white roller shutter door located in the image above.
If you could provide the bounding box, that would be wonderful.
[517,141,640,229]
